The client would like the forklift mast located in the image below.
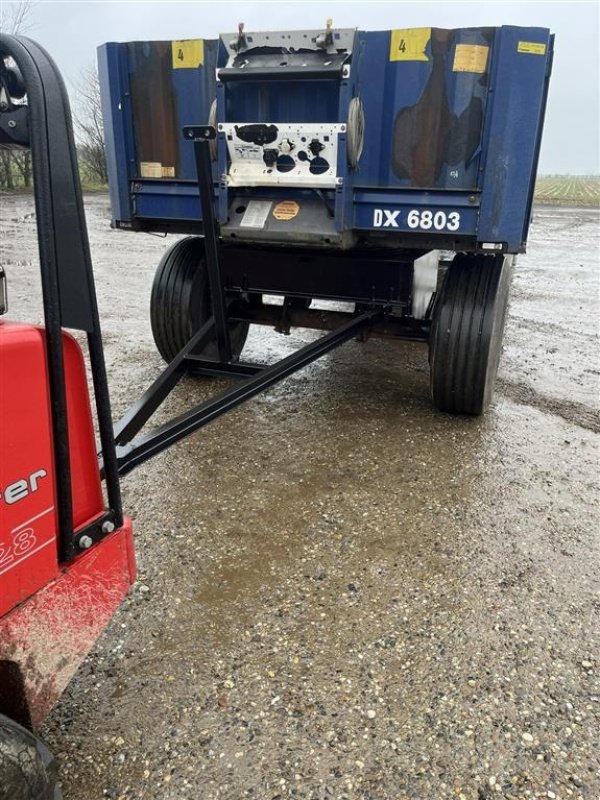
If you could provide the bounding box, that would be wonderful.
[0,35,135,737]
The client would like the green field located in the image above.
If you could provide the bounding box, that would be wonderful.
[534,175,600,207]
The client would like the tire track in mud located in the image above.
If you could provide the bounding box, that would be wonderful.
[498,378,600,433]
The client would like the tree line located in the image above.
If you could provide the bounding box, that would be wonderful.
[0,66,107,190]
[1,0,107,190]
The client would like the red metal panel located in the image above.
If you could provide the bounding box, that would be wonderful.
[0,520,135,728]
[0,322,104,617]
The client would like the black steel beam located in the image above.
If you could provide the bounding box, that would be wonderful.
[230,304,431,341]
[219,245,416,307]
[191,130,232,363]
[183,357,266,378]
[113,317,216,445]
[115,308,382,476]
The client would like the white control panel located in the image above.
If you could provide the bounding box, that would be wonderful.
[219,122,344,188]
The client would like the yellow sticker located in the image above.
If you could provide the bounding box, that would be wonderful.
[389,28,431,62]
[161,166,175,178]
[140,162,162,178]
[517,41,547,55]
[171,39,204,69]
[272,201,300,221]
[453,44,489,74]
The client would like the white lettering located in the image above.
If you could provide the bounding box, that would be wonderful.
[407,209,461,232]
[1,468,49,506]
[4,480,29,505]
[29,469,47,492]
[383,210,400,227]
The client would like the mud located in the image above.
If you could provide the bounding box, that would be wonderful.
[1,196,599,800]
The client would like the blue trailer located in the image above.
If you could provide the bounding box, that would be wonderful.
[98,22,553,414]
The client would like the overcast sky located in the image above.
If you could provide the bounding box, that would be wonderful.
[6,0,600,174]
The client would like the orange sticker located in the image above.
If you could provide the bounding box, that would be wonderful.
[273,200,300,221]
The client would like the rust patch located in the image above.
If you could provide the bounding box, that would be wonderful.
[391,29,490,186]
[128,42,180,179]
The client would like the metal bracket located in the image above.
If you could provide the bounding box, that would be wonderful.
[183,124,216,142]
[0,105,29,147]
[74,511,119,553]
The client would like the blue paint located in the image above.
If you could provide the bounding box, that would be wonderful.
[98,26,553,253]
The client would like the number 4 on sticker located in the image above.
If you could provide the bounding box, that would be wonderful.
[171,40,204,69]
[389,28,431,62]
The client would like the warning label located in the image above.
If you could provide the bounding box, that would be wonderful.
[272,200,300,221]
[517,41,547,55]
[240,200,272,229]
[453,44,489,74]
[140,162,162,178]
[234,145,262,161]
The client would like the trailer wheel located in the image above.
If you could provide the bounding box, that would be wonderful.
[0,714,62,799]
[429,252,513,415]
[150,236,249,365]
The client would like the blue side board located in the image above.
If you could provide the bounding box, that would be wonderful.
[98,26,553,252]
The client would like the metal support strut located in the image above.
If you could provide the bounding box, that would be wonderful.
[114,307,382,476]
[186,124,233,363]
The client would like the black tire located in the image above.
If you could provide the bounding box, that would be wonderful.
[429,252,513,415]
[150,236,249,365]
[0,714,62,800]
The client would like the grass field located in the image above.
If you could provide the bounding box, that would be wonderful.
[534,175,600,207]
[5,176,600,208]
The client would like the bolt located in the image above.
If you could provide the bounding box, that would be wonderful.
[79,535,93,550]
[7,120,16,128]
[102,520,115,534]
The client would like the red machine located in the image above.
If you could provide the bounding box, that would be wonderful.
[0,323,135,724]
[0,37,136,799]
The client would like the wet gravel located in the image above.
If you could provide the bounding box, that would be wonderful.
[1,196,599,799]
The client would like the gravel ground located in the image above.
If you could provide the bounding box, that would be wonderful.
[1,196,599,800]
